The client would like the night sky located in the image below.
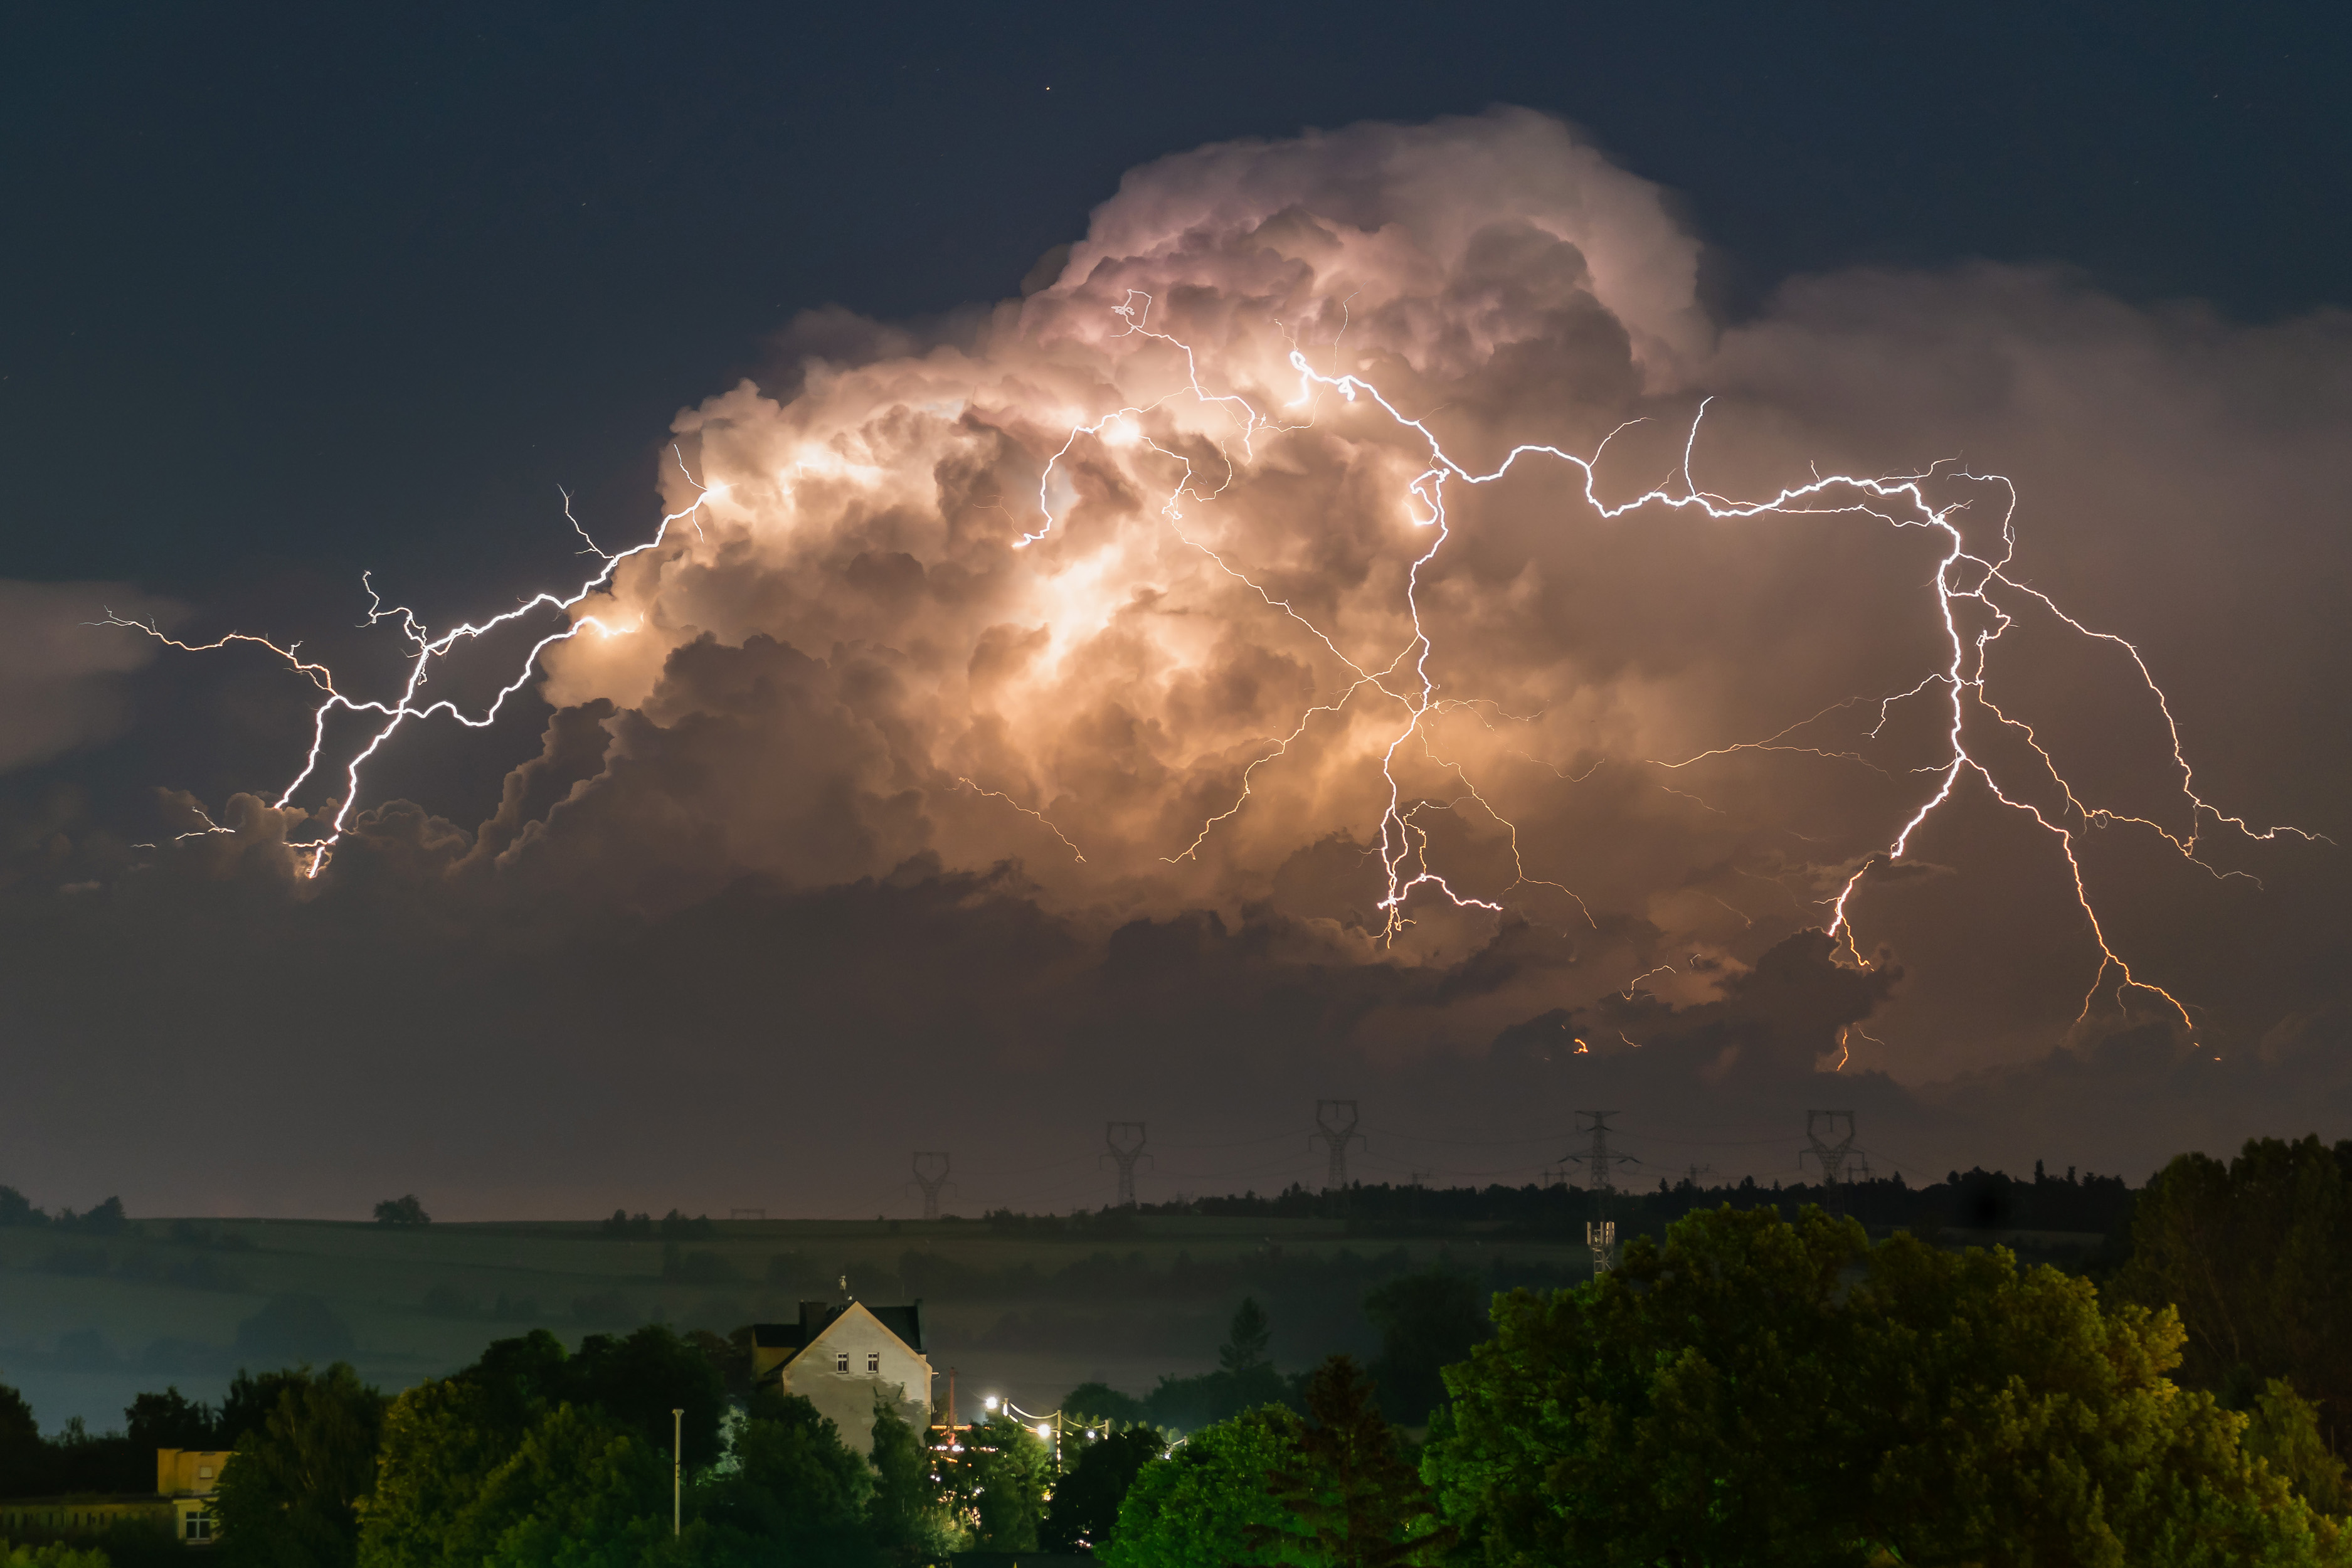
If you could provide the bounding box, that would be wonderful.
[3,4,2347,1219]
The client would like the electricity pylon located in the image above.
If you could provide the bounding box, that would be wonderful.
[910,1152,952,1221]
[1310,1100,1367,1190]
[1103,1122,1150,1208]
[1801,1110,1860,1216]
[1565,1110,1639,1273]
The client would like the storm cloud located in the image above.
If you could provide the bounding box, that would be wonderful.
[5,109,2344,1217]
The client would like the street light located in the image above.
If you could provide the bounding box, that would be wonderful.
[671,1408,684,1537]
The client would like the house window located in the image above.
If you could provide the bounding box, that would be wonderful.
[835,1352,849,1372]
[866,1352,881,1373]
[198,1465,215,1480]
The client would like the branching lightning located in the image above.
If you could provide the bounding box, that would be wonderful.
[109,449,723,876]
[128,290,2312,1046]
[1026,296,2313,1034]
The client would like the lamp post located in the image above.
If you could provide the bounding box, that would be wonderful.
[671,1407,683,1536]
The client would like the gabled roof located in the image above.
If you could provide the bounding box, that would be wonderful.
[752,1298,925,1367]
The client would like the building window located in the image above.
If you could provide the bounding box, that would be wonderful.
[835,1352,849,1372]
[866,1352,881,1373]
[198,1464,214,1480]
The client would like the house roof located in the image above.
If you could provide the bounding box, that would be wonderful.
[752,1299,925,1365]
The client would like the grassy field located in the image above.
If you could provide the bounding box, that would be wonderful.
[0,1214,1590,1433]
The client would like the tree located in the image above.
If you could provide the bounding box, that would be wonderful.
[568,1324,726,1468]
[360,1377,517,1568]
[689,1327,757,1401]
[939,1413,1049,1551]
[695,1389,877,1565]
[0,1382,48,1497]
[2247,1379,2352,1516]
[1102,1406,1305,1568]
[373,1195,431,1227]
[1,1545,111,1568]
[0,1186,47,1226]
[1258,1356,1451,1568]
[2122,1136,2352,1453]
[1042,1426,1165,1553]
[1431,1203,2351,1568]
[56,1196,127,1234]
[361,1326,728,1567]
[1221,1296,1273,1373]
[1364,1269,1488,1424]
[218,1369,312,1449]
[43,1415,144,1496]
[868,1399,957,1560]
[1061,1380,1147,1424]
[234,1294,357,1362]
[1143,1299,1290,1432]
[127,1387,220,1451]
[454,1403,672,1568]
[213,1362,390,1568]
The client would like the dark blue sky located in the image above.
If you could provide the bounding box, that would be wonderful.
[3,3,2343,605]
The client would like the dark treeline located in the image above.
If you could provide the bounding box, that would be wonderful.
[837,1244,1579,1306]
[960,1162,2135,1244]
[0,1187,129,1232]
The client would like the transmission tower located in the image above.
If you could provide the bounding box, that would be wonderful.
[1102,1122,1150,1208]
[1801,1110,1860,1216]
[1310,1100,1367,1190]
[1564,1110,1640,1273]
[910,1152,952,1221]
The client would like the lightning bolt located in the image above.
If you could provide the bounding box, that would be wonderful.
[129,294,2314,1050]
[110,449,723,876]
[1031,297,2312,1032]
[954,778,1087,864]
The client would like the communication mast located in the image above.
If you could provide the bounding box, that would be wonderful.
[910,1152,952,1221]
[1103,1122,1150,1208]
[1565,1110,1640,1273]
[1310,1100,1366,1190]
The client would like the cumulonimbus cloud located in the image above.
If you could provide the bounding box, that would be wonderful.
[125,108,2348,1081]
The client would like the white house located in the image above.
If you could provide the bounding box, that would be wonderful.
[750,1298,931,1453]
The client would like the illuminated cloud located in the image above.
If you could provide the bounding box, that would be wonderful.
[31,110,2343,1213]
[482,110,2323,1063]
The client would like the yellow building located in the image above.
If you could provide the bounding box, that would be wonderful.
[0,1446,226,1545]
[751,1299,931,1453]
[0,1495,172,1539]
[157,1448,230,1544]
